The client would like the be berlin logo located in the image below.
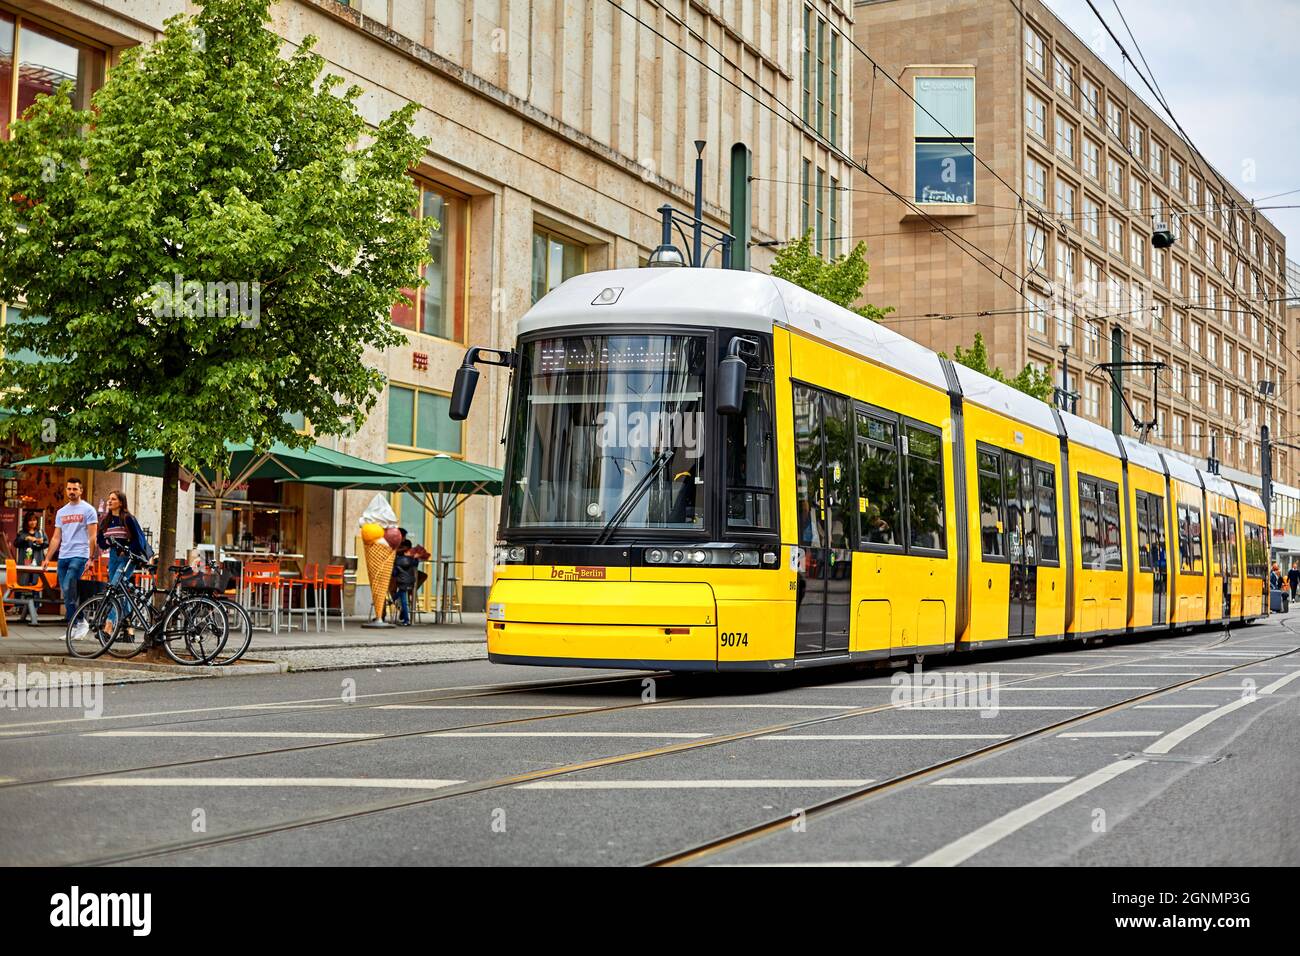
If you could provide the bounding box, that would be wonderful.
[50,886,152,936]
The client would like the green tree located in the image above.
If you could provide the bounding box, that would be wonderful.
[770,230,893,322]
[946,332,1054,402]
[0,0,430,574]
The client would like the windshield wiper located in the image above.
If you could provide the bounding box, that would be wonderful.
[594,448,674,546]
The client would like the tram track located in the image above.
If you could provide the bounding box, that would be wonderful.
[38,626,1291,867]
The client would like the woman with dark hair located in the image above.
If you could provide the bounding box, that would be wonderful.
[15,512,48,567]
[97,490,151,587]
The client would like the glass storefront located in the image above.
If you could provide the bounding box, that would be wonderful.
[390,179,467,341]
[1,11,105,139]
[193,478,303,556]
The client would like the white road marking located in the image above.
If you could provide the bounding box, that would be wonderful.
[1144,697,1256,755]
[59,777,464,790]
[910,759,1147,867]
[82,738,379,743]
[995,686,1156,691]
[898,705,1090,711]
[426,738,712,743]
[930,776,1074,786]
[1057,731,1164,738]
[1133,704,1217,709]
[763,733,1009,741]
[710,861,899,867]
[1261,669,1300,695]
[517,779,873,790]
[646,704,856,710]
[378,704,601,711]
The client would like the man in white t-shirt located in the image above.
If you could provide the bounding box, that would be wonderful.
[43,477,99,635]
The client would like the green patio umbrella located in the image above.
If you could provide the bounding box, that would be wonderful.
[279,454,503,622]
[17,441,400,559]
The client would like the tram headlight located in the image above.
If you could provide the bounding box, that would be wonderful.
[642,547,771,567]
[494,545,528,564]
[645,548,666,564]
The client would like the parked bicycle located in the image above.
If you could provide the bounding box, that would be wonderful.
[64,541,230,665]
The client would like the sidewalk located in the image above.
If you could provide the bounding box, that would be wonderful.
[0,613,488,678]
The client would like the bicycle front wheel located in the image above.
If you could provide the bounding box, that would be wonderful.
[159,596,229,665]
[65,595,123,660]
[204,598,254,666]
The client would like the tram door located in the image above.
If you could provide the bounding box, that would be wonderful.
[1005,453,1038,639]
[1150,496,1168,625]
[793,385,853,656]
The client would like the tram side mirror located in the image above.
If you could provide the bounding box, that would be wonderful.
[716,355,746,415]
[449,365,479,421]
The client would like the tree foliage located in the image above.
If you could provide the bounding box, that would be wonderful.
[770,230,893,322]
[0,0,430,561]
[946,332,1054,402]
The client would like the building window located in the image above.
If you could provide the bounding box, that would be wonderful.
[1170,157,1183,194]
[1055,178,1076,220]
[1107,157,1123,199]
[1026,155,1047,206]
[392,181,468,341]
[915,77,975,204]
[388,385,461,454]
[1150,140,1164,178]
[1084,258,1101,303]
[800,158,811,237]
[815,167,825,253]
[1130,228,1144,271]
[1026,88,1046,138]
[1128,121,1143,160]
[1054,55,1074,99]
[1,12,106,141]
[1129,176,1143,215]
[1055,114,1075,159]
[1108,216,1123,256]
[1025,26,1045,74]
[531,228,586,304]
[1082,137,1100,181]
[1084,380,1101,418]
[1106,99,1123,138]
[829,177,840,259]
[802,7,842,143]
[1028,289,1047,335]
[1083,196,1100,241]
[1190,370,1201,402]
[1026,224,1047,275]
[1081,76,1099,121]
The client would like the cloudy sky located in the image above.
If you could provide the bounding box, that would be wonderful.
[1043,0,1300,255]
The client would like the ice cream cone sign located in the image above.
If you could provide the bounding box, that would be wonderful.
[359,495,400,622]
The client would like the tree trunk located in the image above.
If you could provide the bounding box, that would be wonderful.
[157,454,181,593]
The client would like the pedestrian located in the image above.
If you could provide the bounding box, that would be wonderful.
[392,538,419,626]
[15,512,48,568]
[1270,563,1283,593]
[41,478,100,636]
[97,490,152,586]
[1288,561,1300,602]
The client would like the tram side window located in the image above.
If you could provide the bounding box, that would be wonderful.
[855,412,902,547]
[1210,512,1226,574]
[1226,517,1239,577]
[978,449,1005,558]
[1100,482,1122,570]
[1183,505,1204,573]
[1244,523,1267,578]
[904,424,945,552]
[1148,494,1166,574]
[1079,477,1101,569]
[1036,466,1058,564]
[725,378,777,532]
[1136,493,1152,571]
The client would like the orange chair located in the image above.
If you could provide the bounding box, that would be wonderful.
[321,564,346,631]
[283,561,320,632]
[4,558,43,627]
[242,561,283,634]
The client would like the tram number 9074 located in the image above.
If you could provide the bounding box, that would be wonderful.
[720,632,749,647]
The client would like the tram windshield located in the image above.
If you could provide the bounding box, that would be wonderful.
[506,332,709,532]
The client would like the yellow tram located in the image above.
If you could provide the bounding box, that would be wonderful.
[450,268,1268,671]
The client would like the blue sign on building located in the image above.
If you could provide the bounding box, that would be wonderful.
[915,143,975,204]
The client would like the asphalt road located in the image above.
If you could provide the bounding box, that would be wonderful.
[2,618,1298,866]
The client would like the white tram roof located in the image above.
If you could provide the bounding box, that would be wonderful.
[1202,470,1239,500]
[1118,434,1165,473]
[1059,409,1121,456]
[519,268,950,390]
[1161,452,1204,487]
[1237,486,1264,510]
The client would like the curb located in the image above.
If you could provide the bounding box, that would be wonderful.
[280,651,489,673]
[0,653,288,677]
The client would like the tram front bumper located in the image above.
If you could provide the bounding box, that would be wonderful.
[485,578,719,671]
